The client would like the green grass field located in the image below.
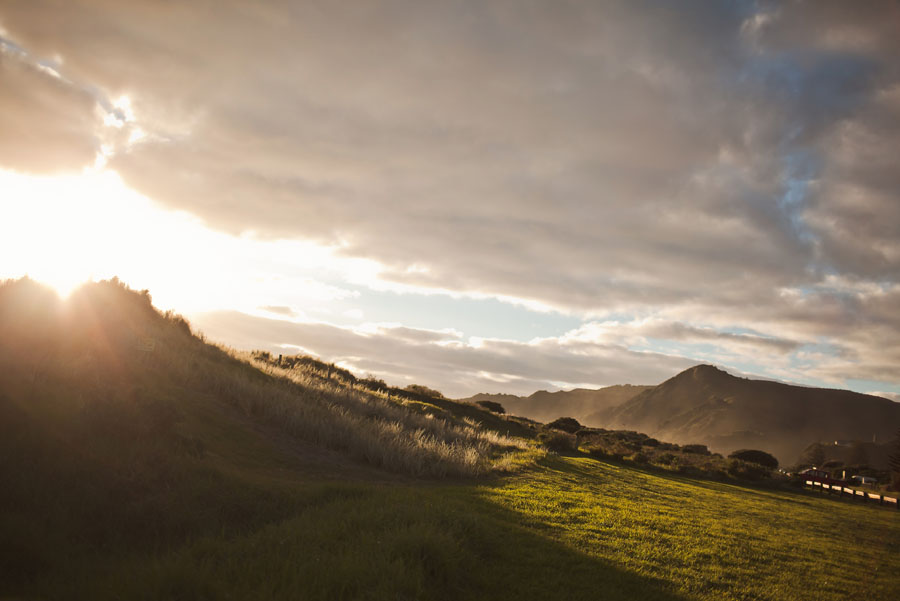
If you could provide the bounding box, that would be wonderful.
[24,454,899,601]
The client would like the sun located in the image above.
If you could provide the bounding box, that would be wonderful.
[0,167,368,316]
[0,168,192,299]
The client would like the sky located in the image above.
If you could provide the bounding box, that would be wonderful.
[1,1,899,400]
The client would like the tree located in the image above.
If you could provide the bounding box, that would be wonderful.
[728,449,778,470]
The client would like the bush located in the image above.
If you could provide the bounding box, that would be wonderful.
[727,458,769,481]
[728,449,778,470]
[682,444,710,455]
[643,438,660,447]
[539,431,577,453]
[585,445,608,459]
[475,400,506,414]
[628,452,649,464]
[655,453,678,466]
[546,417,582,434]
[405,384,444,399]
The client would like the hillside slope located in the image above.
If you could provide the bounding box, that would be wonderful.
[463,384,651,425]
[605,365,900,464]
[3,278,898,600]
[0,277,534,591]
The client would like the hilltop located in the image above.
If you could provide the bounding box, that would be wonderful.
[2,278,898,600]
[605,364,900,465]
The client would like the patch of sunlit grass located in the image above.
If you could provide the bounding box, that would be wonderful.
[479,455,900,600]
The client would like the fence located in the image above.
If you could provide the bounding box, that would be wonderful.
[804,480,899,509]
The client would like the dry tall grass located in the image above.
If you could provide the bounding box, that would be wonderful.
[215,352,531,477]
[1,277,530,478]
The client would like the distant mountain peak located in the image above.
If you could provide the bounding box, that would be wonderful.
[688,363,725,374]
[606,363,900,465]
[651,364,729,389]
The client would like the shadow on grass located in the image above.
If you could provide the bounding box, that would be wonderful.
[25,482,688,601]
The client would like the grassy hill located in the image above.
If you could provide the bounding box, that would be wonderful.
[2,278,899,600]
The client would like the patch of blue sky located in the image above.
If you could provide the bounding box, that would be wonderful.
[633,337,827,388]
[305,285,584,342]
[717,325,783,339]
[791,341,844,357]
[845,379,900,396]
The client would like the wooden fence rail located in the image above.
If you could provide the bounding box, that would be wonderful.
[804,480,899,509]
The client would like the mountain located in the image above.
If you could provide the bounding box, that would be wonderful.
[604,364,900,465]
[462,385,652,425]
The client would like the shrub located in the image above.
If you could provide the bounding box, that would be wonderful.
[682,444,710,455]
[546,417,582,434]
[678,465,703,477]
[727,458,769,481]
[728,449,778,470]
[539,431,577,453]
[358,377,388,393]
[405,384,444,399]
[475,400,506,414]
[655,453,678,466]
[628,451,649,464]
[643,438,660,447]
[585,445,608,459]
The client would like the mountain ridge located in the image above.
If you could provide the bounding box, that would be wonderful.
[466,364,900,465]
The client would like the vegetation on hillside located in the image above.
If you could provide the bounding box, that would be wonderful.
[0,277,531,479]
[3,277,898,600]
[728,449,778,469]
[0,277,538,590]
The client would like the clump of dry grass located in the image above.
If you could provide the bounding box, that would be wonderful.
[223,354,531,477]
[1,277,535,478]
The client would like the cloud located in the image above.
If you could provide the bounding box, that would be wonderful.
[565,319,803,355]
[259,305,296,317]
[1,1,899,391]
[189,310,695,397]
[0,37,98,171]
